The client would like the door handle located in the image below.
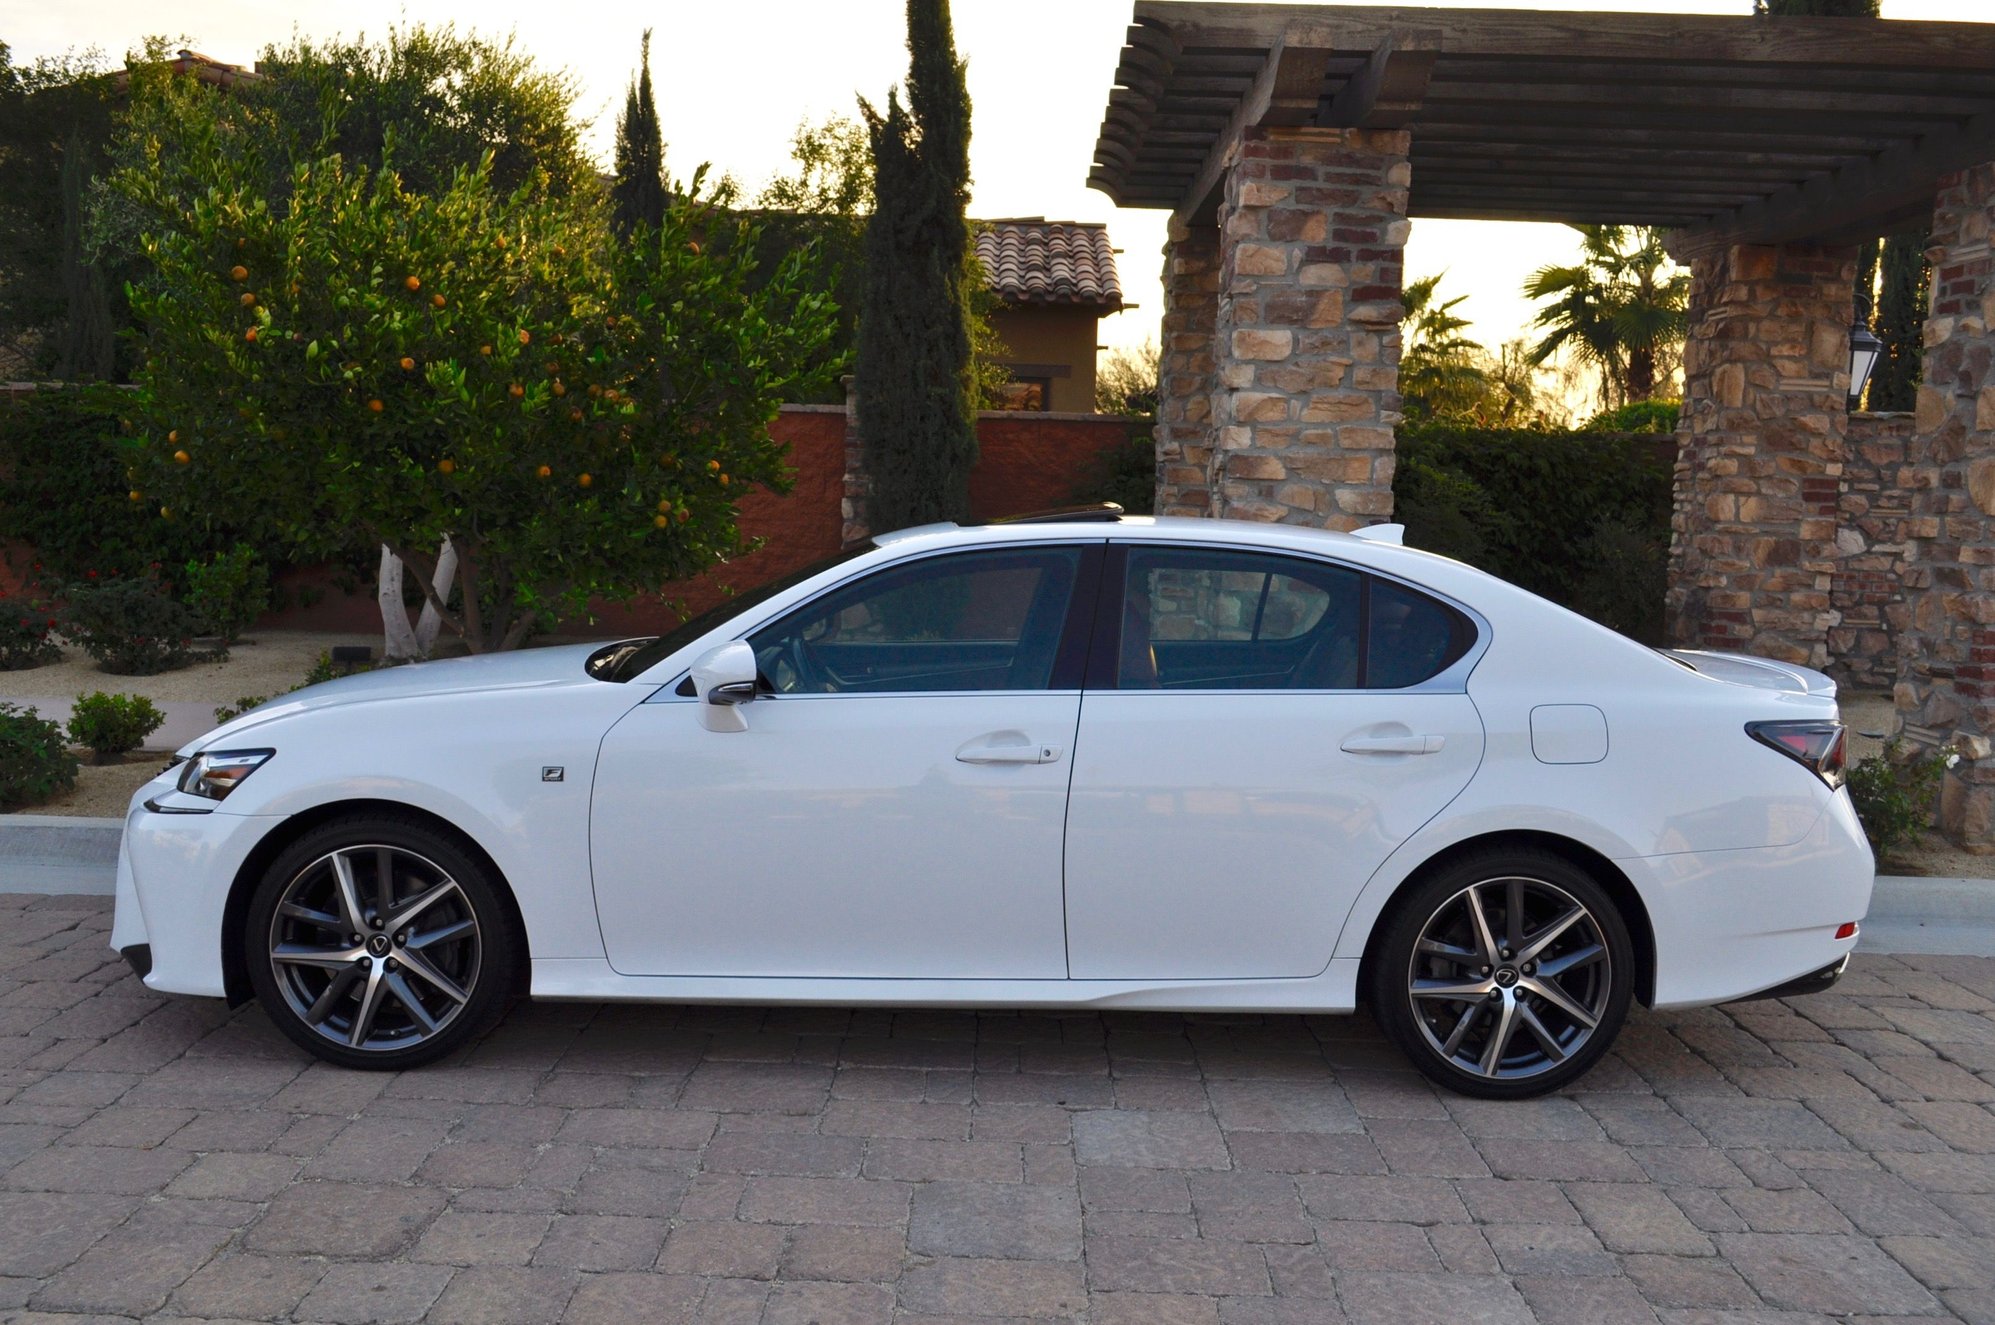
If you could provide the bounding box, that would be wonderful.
[1341,733,1445,755]
[956,736,1062,765]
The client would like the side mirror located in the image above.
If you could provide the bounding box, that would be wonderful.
[690,641,759,733]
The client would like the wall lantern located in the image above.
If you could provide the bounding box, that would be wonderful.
[1848,321,1884,408]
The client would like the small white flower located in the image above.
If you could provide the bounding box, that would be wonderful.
[1946,753,1962,769]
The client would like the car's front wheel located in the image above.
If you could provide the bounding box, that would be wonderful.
[245,814,518,1069]
[1369,848,1634,1099]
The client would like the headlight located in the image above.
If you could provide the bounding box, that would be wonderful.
[177,749,274,801]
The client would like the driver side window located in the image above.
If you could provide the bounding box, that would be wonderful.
[746,548,1082,694]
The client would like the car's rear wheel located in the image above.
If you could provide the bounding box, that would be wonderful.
[1369,849,1633,1099]
[245,814,518,1069]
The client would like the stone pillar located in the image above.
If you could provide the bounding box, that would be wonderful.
[840,375,870,548]
[1206,126,1410,529]
[1897,162,1995,849]
[1666,242,1859,667]
[1155,228,1220,517]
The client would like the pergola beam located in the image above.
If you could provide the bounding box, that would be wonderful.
[1669,108,1995,254]
[1321,30,1440,130]
[1169,26,1340,233]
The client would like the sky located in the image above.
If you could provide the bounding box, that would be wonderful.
[4,0,1989,380]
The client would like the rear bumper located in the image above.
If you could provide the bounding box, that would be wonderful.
[1630,787,1872,1009]
[1725,953,1848,1004]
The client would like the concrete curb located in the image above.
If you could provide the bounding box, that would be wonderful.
[4,818,1994,956]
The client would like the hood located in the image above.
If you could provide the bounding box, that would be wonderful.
[1660,648,1837,699]
[186,642,607,753]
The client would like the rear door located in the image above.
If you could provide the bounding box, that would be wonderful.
[1061,543,1486,980]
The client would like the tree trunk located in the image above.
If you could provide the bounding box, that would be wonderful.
[1626,346,1657,403]
[414,536,457,655]
[377,546,422,661]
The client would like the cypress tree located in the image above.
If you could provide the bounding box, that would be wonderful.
[855,0,977,531]
[610,31,665,238]
[1870,231,1929,411]
[55,124,115,380]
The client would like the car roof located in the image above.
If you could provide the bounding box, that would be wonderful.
[873,514,1382,558]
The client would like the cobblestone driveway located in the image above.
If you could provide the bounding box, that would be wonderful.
[3,892,1994,1324]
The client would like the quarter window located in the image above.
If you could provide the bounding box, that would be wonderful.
[747,548,1082,694]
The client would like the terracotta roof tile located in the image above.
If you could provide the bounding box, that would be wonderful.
[974,219,1123,311]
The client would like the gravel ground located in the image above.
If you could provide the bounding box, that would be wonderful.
[2,894,1994,1323]
[0,631,377,706]
[21,762,161,820]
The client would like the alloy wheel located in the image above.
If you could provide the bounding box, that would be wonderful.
[265,843,482,1052]
[1405,875,1613,1083]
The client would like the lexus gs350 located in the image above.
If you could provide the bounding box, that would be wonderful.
[111,509,1873,1098]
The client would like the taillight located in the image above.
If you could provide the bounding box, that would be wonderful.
[1746,720,1847,789]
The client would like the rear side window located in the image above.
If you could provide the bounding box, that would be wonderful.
[1368,578,1474,688]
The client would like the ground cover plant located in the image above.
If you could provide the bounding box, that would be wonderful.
[65,691,165,764]
[0,702,78,808]
[0,597,62,670]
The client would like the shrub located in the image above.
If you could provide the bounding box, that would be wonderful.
[57,569,216,675]
[1847,740,1957,858]
[66,691,166,764]
[0,702,79,809]
[1582,399,1680,434]
[0,598,63,670]
[213,695,270,724]
[1392,450,1510,568]
[1072,434,1157,516]
[1568,514,1669,644]
[183,546,271,644]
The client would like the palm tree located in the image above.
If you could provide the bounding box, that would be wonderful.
[1400,274,1490,421]
[1524,225,1689,407]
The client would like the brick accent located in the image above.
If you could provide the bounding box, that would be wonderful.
[1829,412,1918,690]
[1666,242,1860,667]
[1206,127,1410,530]
[1897,161,1995,850]
[1155,228,1220,517]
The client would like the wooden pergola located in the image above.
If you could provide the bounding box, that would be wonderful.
[1088,3,1995,849]
[1089,3,1995,249]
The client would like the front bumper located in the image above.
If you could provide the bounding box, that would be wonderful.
[110,770,284,998]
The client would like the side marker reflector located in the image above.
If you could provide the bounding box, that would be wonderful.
[1835,922,1858,940]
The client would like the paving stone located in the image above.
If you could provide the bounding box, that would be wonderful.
[910,1180,1081,1259]
[418,1139,540,1188]
[556,1107,717,1150]
[1514,1272,1663,1325]
[1084,1235,1271,1295]
[1876,1234,1995,1290]
[1206,1080,1360,1132]
[864,1136,1022,1182]
[1318,1219,1443,1270]
[163,1151,303,1201]
[427,1265,580,1325]
[1456,1177,1583,1225]
[1335,1272,1534,1325]
[678,1062,833,1113]
[533,1213,668,1271]
[0,1190,133,1277]
[897,1256,1088,1318]
[1671,1097,1852,1150]
[1565,1182,1715,1254]
[1484,1222,1619,1276]
[411,1211,552,1266]
[1295,1173,1469,1224]
[294,1261,455,1324]
[30,1218,229,1315]
[760,1279,897,1324]
[1720,1185,1854,1234]
[169,1253,327,1319]
[1798,1169,1964,1237]
[569,1161,693,1217]
[658,1219,789,1278]
[1365,1117,1490,1176]
[1475,1138,1649,1182]
[244,1180,447,1257]
[1620,1253,1760,1308]
[781,1223,905,1282]
[561,1270,705,1324]
[58,1104,193,1148]
[1717,1232,1941,1314]
[1074,1110,1230,1169]
[738,1175,911,1226]
[3,1140,192,1193]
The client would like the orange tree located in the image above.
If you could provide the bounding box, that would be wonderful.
[119,145,840,652]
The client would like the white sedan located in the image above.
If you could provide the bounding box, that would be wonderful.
[111,510,1872,1098]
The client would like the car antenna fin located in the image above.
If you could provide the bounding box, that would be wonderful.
[1350,523,1405,545]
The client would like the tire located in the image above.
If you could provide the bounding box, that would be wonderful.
[245,813,519,1070]
[1368,848,1634,1100]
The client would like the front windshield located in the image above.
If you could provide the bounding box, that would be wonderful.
[590,546,873,682]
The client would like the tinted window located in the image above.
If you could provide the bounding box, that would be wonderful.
[1117,548,1362,690]
[1368,578,1473,688]
[748,548,1081,694]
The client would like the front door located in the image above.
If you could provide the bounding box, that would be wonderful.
[591,544,1096,979]
[1063,544,1486,980]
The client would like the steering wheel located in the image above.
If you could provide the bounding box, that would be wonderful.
[758,635,832,693]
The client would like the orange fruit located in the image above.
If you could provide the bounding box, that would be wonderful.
[404,275,421,291]
[159,506,171,519]
[706,459,720,472]
[167,429,179,443]
[688,241,701,255]
[654,514,669,528]
[657,499,672,513]
[438,458,455,474]
[568,407,583,423]
[244,327,258,342]
[577,472,592,488]
[660,453,675,467]
[173,449,190,465]
[517,329,531,345]
[552,244,567,258]
[230,264,248,281]
[400,356,416,372]
[588,384,602,397]
[509,384,524,399]
[676,507,690,523]
[128,489,142,502]
[718,473,730,486]
[240,292,256,307]
[368,398,384,413]
[536,464,552,479]
[479,344,492,356]
[551,380,566,396]
[431,294,446,308]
